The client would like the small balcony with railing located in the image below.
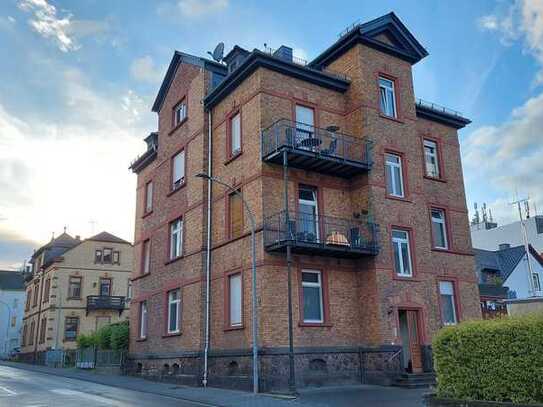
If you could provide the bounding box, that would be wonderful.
[263,210,379,258]
[261,119,373,177]
[86,296,126,316]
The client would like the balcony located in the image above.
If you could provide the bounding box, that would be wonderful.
[263,210,379,258]
[86,295,126,316]
[261,119,373,177]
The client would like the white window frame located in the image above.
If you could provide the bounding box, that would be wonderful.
[229,273,242,327]
[533,273,541,292]
[385,153,405,198]
[392,229,413,277]
[295,105,315,148]
[170,219,183,259]
[174,101,187,126]
[167,289,181,334]
[230,112,241,155]
[439,281,457,325]
[424,139,440,178]
[379,77,397,118]
[139,301,147,339]
[431,208,449,249]
[301,270,324,323]
[172,150,185,190]
[298,185,320,241]
[145,181,153,213]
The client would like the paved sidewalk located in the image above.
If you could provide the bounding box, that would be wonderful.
[0,361,427,407]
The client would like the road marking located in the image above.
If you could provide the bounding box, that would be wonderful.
[0,385,17,396]
[50,388,131,406]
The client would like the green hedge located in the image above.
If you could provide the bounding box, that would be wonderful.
[76,321,129,351]
[433,314,543,404]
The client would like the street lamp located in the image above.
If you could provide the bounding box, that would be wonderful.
[195,173,259,394]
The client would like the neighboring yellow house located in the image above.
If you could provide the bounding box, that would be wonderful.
[20,231,133,361]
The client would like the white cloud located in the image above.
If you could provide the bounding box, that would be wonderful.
[158,0,228,19]
[130,56,164,84]
[17,0,110,52]
[478,0,543,84]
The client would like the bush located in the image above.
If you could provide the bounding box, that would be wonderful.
[433,314,543,404]
[96,325,113,350]
[76,332,99,349]
[110,321,129,351]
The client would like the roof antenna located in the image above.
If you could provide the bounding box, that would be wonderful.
[207,42,224,63]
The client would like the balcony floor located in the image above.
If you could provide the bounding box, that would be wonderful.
[263,146,371,178]
[265,238,378,258]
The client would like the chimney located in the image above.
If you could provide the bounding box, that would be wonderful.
[273,46,293,63]
[498,243,511,250]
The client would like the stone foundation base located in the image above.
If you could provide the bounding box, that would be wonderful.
[126,345,403,392]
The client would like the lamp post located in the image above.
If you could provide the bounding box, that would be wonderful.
[0,300,13,358]
[195,173,259,394]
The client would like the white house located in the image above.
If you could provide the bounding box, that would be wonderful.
[474,244,543,300]
[471,215,543,253]
[0,270,25,358]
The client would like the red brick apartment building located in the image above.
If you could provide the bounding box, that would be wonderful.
[128,12,481,391]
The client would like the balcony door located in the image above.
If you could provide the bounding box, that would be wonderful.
[298,185,319,242]
[99,278,112,296]
[295,105,315,149]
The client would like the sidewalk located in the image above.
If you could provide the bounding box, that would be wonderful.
[0,361,296,407]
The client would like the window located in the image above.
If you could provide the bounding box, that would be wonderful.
[26,289,32,311]
[95,249,102,264]
[228,191,243,239]
[113,251,120,265]
[139,301,148,339]
[295,105,315,147]
[43,278,50,303]
[379,76,396,118]
[431,208,448,249]
[29,321,35,345]
[533,274,541,292]
[64,317,79,341]
[229,112,241,156]
[167,289,181,334]
[22,325,27,346]
[228,273,242,327]
[32,283,39,307]
[392,229,413,277]
[103,248,113,264]
[145,181,153,213]
[127,280,132,301]
[385,153,404,198]
[174,100,187,126]
[39,317,47,344]
[142,239,151,275]
[172,150,185,190]
[170,218,183,259]
[298,185,319,241]
[439,281,457,325]
[424,139,440,178]
[99,278,112,296]
[68,276,82,299]
[301,270,324,323]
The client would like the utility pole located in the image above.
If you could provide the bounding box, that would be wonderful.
[511,197,536,297]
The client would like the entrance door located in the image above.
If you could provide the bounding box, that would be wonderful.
[398,309,423,373]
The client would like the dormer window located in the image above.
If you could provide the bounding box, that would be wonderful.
[173,100,187,127]
[229,60,238,73]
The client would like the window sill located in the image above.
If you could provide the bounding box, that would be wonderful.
[386,194,412,203]
[168,118,188,135]
[163,332,182,338]
[224,151,242,165]
[224,325,244,332]
[165,256,184,266]
[299,322,333,328]
[136,337,147,342]
[379,114,404,124]
[167,181,186,197]
[423,175,447,183]
[142,210,153,219]
[66,297,81,301]
[393,274,420,282]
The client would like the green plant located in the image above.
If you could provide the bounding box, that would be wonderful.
[433,313,543,403]
[97,324,113,350]
[110,321,129,351]
[76,332,99,349]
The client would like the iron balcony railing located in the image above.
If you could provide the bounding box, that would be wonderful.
[263,210,379,256]
[86,295,126,315]
[261,119,373,171]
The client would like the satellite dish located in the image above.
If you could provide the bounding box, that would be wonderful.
[207,42,224,62]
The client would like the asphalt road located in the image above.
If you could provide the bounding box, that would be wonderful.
[0,364,211,407]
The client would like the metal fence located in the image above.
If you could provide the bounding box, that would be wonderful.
[42,348,125,369]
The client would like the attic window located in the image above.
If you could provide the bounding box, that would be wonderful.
[229,60,238,73]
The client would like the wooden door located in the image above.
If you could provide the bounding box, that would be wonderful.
[406,310,423,373]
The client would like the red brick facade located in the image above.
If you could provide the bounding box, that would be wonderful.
[129,14,481,390]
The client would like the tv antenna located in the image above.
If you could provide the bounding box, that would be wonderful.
[207,42,224,63]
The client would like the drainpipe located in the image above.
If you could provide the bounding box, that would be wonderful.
[202,109,213,387]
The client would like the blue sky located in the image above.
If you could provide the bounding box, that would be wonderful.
[0,0,542,268]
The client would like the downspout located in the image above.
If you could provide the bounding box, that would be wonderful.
[202,109,212,387]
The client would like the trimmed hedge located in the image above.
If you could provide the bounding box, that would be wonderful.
[433,314,543,404]
[76,321,129,351]
[110,321,129,351]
